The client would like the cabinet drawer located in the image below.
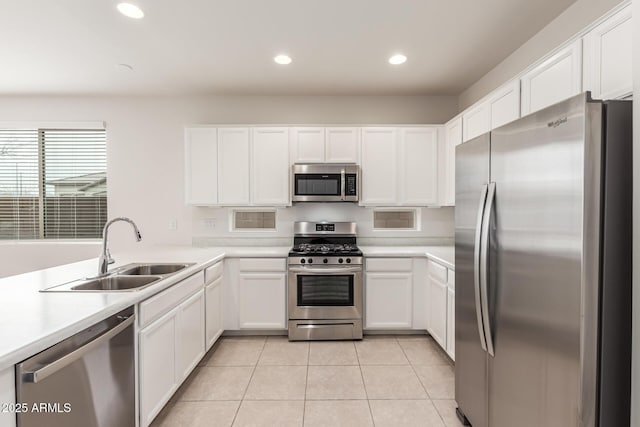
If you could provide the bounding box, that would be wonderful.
[238,258,286,272]
[140,271,204,328]
[448,270,455,290]
[205,262,223,285]
[428,260,448,283]
[366,258,412,272]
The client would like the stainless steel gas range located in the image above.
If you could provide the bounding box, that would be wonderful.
[288,222,363,341]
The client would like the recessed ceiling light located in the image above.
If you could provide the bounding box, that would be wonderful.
[389,54,407,65]
[117,3,144,19]
[274,54,292,65]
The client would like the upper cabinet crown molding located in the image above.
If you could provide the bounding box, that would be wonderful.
[520,39,583,115]
[582,4,633,100]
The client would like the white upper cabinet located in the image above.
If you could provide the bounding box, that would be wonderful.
[325,127,359,163]
[360,127,398,205]
[489,80,521,129]
[217,127,250,205]
[462,102,490,142]
[184,128,217,205]
[441,117,461,206]
[252,127,290,206]
[520,39,582,115]
[290,127,325,163]
[400,127,439,206]
[290,127,359,164]
[461,80,519,144]
[186,126,290,207]
[583,5,633,100]
[361,127,441,206]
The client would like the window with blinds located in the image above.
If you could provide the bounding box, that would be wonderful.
[0,128,107,240]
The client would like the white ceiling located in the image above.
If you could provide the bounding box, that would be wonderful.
[0,0,577,96]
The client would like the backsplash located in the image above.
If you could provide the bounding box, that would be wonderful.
[192,204,454,246]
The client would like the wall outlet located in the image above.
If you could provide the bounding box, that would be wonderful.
[204,218,216,229]
[168,219,178,230]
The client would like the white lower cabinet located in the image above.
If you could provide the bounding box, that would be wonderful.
[365,258,413,329]
[0,367,15,427]
[140,308,179,427]
[429,275,447,348]
[427,260,449,351]
[223,258,287,330]
[446,287,455,361]
[205,276,224,350]
[139,273,206,427]
[426,261,455,360]
[238,273,287,329]
[205,262,224,350]
[176,291,205,380]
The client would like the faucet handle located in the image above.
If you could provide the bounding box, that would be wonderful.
[106,249,115,265]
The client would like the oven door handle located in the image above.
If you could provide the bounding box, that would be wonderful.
[289,266,362,274]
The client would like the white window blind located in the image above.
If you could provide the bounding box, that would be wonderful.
[0,128,107,240]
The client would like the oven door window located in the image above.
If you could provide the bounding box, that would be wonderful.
[294,174,341,196]
[297,275,354,306]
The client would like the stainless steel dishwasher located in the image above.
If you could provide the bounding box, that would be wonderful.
[15,307,135,427]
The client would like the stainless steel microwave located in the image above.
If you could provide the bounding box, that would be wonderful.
[291,164,359,202]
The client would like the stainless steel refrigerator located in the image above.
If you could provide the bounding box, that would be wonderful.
[454,93,632,427]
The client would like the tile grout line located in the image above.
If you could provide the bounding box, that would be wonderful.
[302,341,310,427]
[354,339,376,427]
[229,336,267,427]
[397,336,452,427]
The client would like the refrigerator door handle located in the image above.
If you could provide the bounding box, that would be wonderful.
[474,184,489,352]
[480,181,496,356]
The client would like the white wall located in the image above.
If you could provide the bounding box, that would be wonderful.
[458,0,625,109]
[192,205,454,246]
[0,94,458,276]
[632,0,639,424]
[0,242,101,278]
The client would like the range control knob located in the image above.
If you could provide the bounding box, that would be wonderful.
[308,258,313,264]
[301,258,306,264]
[346,258,351,264]
[338,258,344,264]
[323,258,328,264]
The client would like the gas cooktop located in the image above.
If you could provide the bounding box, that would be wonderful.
[288,221,362,258]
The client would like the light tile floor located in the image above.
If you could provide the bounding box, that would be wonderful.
[151,335,465,427]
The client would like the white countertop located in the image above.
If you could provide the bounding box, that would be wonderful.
[0,244,450,370]
[360,246,454,270]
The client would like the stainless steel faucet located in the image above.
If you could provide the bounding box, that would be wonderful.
[98,217,142,275]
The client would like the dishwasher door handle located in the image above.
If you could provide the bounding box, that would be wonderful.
[22,315,135,384]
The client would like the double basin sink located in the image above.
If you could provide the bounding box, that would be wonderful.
[43,262,195,292]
